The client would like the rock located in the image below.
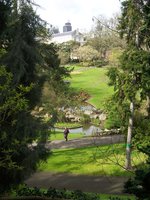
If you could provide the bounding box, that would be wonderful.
[84,110,93,115]
[39,107,44,112]
[44,113,49,118]
[99,113,106,121]
[91,114,99,119]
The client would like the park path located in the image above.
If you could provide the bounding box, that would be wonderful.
[46,134,125,149]
[25,135,129,195]
[25,172,128,194]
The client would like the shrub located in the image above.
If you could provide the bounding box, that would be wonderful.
[90,59,109,67]
[15,185,133,200]
[80,114,91,124]
[124,169,150,200]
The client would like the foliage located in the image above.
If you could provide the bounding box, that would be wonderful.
[0,66,50,193]
[15,184,134,200]
[104,99,129,129]
[118,0,150,114]
[124,114,150,199]
[106,0,150,170]
[132,115,150,149]
[1,1,44,86]
[80,114,91,124]
[88,15,126,62]
[75,45,99,64]
[58,41,80,65]
[108,47,123,67]
[39,43,74,120]
[124,169,150,200]
[118,0,150,48]
[40,42,72,98]
[90,59,108,67]
[113,0,150,196]
[58,50,70,65]
[0,0,71,193]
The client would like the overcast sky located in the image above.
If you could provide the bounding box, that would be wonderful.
[34,0,121,32]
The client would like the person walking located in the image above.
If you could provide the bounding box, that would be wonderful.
[64,127,69,141]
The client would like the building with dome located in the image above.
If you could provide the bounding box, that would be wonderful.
[51,22,85,45]
[63,22,72,32]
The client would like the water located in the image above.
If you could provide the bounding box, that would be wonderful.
[53,125,101,136]
[80,105,96,111]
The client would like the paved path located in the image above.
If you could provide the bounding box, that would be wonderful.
[46,134,125,149]
[25,135,129,194]
[25,172,128,194]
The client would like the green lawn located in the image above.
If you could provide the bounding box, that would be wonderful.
[55,122,81,128]
[39,143,146,177]
[50,131,85,141]
[69,66,114,109]
[98,193,135,200]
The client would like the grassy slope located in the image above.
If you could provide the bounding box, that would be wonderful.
[69,66,113,109]
[39,143,146,177]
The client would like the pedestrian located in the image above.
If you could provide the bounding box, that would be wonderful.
[64,127,69,141]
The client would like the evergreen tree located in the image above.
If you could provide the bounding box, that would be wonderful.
[0,0,70,192]
[107,0,150,169]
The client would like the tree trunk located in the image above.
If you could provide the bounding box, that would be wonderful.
[147,95,150,117]
[125,101,134,170]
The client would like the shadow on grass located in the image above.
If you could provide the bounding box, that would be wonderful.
[38,144,146,177]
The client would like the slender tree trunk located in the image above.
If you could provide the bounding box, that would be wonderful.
[125,101,134,169]
[147,95,150,117]
[125,31,138,170]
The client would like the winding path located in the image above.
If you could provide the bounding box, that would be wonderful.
[25,135,129,195]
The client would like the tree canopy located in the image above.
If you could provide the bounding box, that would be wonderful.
[107,0,150,169]
[0,0,71,193]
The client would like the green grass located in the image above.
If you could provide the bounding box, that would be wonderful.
[55,122,81,128]
[39,143,146,177]
[69,66,114,109]
[98,193,135,200]
[50,131,85,141]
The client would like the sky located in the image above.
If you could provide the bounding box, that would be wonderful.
[34,0,121,33]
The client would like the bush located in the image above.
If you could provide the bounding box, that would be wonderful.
[57,111,67,122]
[124,169,150,200]
[90,59,109,67]
[13,185,134,200]
[80,114,91,124]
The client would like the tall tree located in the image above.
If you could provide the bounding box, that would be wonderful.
[0,0,70,193]
[107,0,150,169]
[88,15,126,61]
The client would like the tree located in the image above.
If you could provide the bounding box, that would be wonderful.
[107,0,150,169]
[76,45,99,65]
[58,41,80,65]
[0,0,70,193]
[88,15,126,62]
[0,1,50,190]
[0,66,50,192]
[119,0,150,115]
[39,42,73,110]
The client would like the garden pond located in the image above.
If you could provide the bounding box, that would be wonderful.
[54,124,101,136]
